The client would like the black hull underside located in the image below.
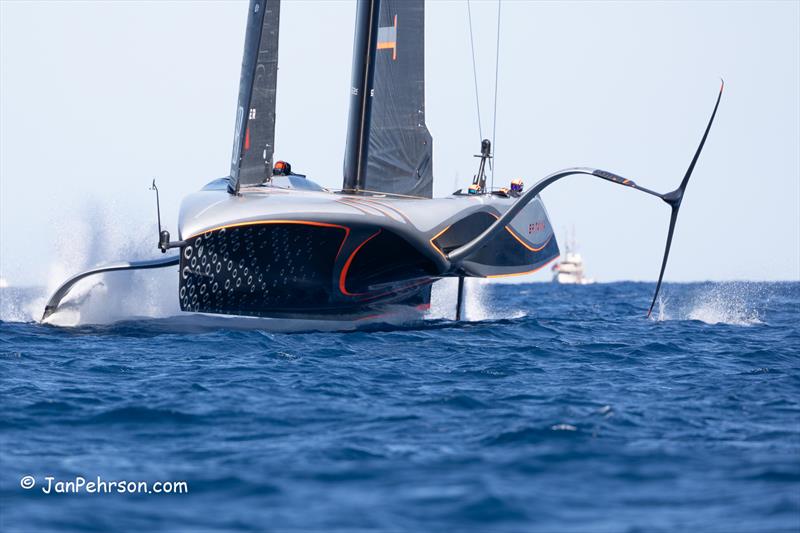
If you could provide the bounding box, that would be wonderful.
[179,223,435,319]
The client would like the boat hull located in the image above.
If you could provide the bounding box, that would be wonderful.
[177,180,559,318]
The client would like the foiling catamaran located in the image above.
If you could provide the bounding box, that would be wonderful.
[42,0,722,322]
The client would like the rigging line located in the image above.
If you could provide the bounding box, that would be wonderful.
[490,0,502,191]
[466,0,483,142]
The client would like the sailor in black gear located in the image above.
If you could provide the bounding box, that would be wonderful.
[273,160,292,176]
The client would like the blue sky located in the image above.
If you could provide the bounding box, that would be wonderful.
[1,0,798,286]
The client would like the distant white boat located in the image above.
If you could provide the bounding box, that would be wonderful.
[0,277,8,289]
[552,229,594,285]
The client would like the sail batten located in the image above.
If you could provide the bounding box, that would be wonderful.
[229,0,281,193]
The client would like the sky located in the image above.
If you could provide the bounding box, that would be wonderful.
[1,0,798,287]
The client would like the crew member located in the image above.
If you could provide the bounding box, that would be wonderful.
[510,178,524,197]
[273,160,292,176]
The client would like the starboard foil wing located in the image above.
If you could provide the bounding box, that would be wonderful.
[363,0,433,198]
[229,0,281,193]
[445,82,724,317]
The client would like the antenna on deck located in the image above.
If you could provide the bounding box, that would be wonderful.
[150,179,186,253]
[470,139,492,193]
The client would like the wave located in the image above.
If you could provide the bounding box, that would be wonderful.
[653,282,767,326]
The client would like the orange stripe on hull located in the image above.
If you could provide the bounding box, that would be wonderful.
[188,220,351,260]
[485,255,559,279]
[428,225,452,260]
[339,229,382,296]
[490,212,552,253]
[504,230,553,252]
[429,211,551,258]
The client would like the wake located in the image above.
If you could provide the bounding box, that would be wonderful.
[1,202,178,326]
[653,282,766,326]
[0,203,520,329]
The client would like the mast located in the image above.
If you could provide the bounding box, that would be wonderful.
[342,0,382,193]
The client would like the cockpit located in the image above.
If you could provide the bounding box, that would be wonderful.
[202,175,326,193]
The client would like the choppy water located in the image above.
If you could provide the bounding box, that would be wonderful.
[1,280,798,532]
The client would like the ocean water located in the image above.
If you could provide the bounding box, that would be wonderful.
[0,280,798,532]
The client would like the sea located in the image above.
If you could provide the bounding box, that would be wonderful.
[1,279,798,532]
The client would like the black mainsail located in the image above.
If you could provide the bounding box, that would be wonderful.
[343,0,433,198]
[229,0,281,193]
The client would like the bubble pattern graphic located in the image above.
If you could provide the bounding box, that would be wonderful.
[179,224,346,317]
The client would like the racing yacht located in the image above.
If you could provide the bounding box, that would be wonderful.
[43,0,723,322]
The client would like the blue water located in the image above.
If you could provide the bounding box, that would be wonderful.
[1,281,798,532]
